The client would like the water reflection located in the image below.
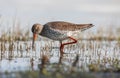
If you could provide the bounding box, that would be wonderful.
[0,41,119,72]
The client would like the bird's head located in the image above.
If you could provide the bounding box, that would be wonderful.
[31,23,43,49]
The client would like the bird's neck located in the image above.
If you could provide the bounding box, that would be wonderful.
[39,26,44,35]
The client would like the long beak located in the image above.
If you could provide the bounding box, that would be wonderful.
[32,33,38,49]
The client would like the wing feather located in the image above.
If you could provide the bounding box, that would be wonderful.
[45,21,94,32]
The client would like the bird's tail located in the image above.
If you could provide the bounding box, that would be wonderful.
[75,24,94,31]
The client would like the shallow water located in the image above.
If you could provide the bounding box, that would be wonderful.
[0,40,120,72]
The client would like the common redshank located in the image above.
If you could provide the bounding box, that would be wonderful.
[31,21,94,63]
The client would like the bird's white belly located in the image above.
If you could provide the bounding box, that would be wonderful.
[67,31,80,36]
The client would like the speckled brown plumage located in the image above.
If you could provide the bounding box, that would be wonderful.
[39,21,94,41]
[46,21,93,31]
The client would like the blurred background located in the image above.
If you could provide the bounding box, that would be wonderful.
[0,0,120,31]
[0,1,120,77]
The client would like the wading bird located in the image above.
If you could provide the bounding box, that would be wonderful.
[31,21,94,63]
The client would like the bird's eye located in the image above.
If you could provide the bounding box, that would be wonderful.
[33,29,36,33]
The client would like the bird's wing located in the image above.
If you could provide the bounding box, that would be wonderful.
[45,21,94,31]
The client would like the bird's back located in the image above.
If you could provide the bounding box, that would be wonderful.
[45,21,94,31]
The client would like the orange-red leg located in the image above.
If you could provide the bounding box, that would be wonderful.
[59,37,77,63]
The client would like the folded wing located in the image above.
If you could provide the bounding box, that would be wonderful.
[46,21,94,32]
